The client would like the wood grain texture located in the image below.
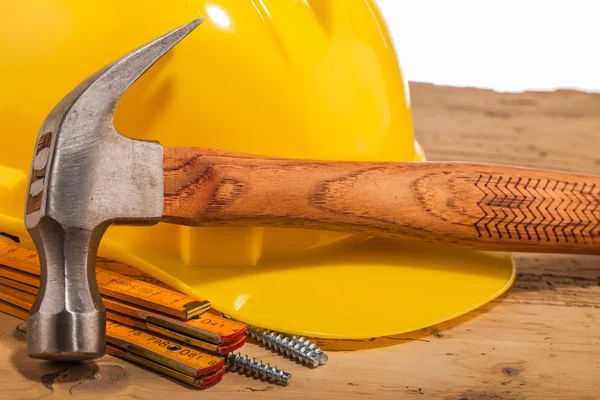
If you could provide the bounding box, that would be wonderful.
[410,83,600,174]
[1,84,599,399]
[163,149,599,254]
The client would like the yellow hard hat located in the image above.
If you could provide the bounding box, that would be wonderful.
[0,0,514,338]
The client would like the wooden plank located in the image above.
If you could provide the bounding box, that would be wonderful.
[0,83,598,399]
[410,83,600,174]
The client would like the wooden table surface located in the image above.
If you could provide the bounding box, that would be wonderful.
[0,83,598,399]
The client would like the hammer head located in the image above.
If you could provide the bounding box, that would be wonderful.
[24,19,202,360]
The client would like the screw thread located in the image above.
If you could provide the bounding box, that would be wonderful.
[247,326,328,367]
[296,336,329,365]
[226,352,291,386]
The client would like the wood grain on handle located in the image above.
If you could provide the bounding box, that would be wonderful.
[162,148,600,255]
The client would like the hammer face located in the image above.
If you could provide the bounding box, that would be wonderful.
[27,219,106,360]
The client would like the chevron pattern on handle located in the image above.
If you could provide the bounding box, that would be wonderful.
[474,175,599,244]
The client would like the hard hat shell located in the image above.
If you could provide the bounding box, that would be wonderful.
[0,0,513,338]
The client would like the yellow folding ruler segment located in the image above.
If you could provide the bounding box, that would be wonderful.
[0,284,225,388]
[0,236,209,319]
[0,264,245,347]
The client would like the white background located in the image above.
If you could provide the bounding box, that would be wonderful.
[375,0,600,93]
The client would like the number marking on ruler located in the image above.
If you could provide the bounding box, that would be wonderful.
[106,320,224,376]
[106,344,225,388]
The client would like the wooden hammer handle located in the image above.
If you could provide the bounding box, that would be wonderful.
[162,147,600,255]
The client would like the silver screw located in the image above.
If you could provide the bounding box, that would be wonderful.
[219,314,328,367]
[226,352,291,386]
[246,326,328,367]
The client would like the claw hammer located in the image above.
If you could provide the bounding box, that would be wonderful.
[24,19,600,360]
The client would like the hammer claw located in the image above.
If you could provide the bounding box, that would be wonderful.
[91,17,204,114]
